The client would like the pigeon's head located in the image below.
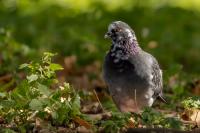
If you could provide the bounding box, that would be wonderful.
[105,21,137,42]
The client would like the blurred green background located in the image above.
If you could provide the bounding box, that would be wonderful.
[0,0,200,78]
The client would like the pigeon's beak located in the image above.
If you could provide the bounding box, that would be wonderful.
[104,32,111,39]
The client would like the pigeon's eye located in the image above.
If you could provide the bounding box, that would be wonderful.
[115,28,122,32]
[111,29,115,33]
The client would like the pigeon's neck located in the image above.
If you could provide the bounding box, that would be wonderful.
[110,37,141,62]
[109,37,141,64]
[124,37,141,55]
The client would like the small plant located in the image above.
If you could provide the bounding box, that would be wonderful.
[0,52,83,131]
[140,107,165,127]
[100,112,131,133]
[98,107,183,132]
[182,97,200,109]
[140,107,183,129]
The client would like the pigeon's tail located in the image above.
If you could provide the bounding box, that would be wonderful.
[153,91,167,104]
[158,94,167,103]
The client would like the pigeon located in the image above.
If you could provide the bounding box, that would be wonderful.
[103,21,166,112]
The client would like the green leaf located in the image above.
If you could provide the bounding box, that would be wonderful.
[44,52,56,57]
[27,74,38,82]
[37,83,51,96]
[182,97,200,109]
[0,129,16,133]
[29,99,43,110]
[51,111,58,119]
[0,100,15,109]
[49,63,63,71]
[19,63,29,69]
[0,92,6,98]
[42,52,56,64]
[71,94,81,116]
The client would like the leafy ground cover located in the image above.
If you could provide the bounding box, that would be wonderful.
[0,52,199,132]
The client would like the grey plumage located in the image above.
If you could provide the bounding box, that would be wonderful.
[103,21,165,112]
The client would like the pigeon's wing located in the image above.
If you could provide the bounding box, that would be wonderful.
[151,58,163,95]
[128,51,166,102]
[149,54,166,103]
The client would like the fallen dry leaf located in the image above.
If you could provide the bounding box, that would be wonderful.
[77,126,93,133]
[87,112,112,121]
[64,55,77,74]
[192,80,200,95]
[181,109,200,127]
[81,102,102,114]
[126,117,136,128]
[57,127,74,133]
[73,116,92,129]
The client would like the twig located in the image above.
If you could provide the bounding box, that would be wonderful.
[195,110,200,126]
[134,89,139,112]
[27,110,38,121]
[180,120,197,125]
[93,89,104,112]
[0,74,12,82]
[87,112,112,120]
[73,116,92,129]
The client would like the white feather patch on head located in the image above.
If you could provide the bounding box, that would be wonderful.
[125,29,133,37]
[125,29,137,40]
[160,70,163,77]
[148,57,153,65]
[115,21,122,24]
[108,23,116,32]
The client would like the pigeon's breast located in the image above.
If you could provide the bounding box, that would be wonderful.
[103,53,149,90]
